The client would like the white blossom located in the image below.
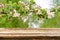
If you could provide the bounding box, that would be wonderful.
[10,11,12,15]
[28,22,40,28]
[25,5,29,10]
[18,1,25,5]
[47,12,55,19]
[0,4,5,8]
[38,18,44,23]
[22,16,28,22]
[28,12,32,16]
[28,18,44,28]
[46,9,55,19]
[13,9,20,17]
[56,6,60,9]
[1,4,5,8]
[36,10,42,14]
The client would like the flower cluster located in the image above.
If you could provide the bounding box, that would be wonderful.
[0,0,56,28]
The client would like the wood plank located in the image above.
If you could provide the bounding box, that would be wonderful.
[0,28,60,38]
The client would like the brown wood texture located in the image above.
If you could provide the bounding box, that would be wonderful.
[0,36,60,40]
[0,28,60,40]
[0,28,60,37]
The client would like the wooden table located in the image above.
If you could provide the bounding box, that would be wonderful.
[0,28,60,40]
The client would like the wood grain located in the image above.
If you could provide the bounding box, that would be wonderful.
[0,28,60,38]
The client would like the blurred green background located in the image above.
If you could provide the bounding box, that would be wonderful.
[0,0,60,28]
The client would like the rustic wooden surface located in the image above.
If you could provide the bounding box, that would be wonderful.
[0,28,60,37]
[0,36,60,40]
[0,28,60,40]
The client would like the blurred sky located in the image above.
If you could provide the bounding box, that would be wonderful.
[34,0,53,9]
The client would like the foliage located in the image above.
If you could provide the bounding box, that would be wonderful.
[52,0,60,7]
[41,8,60,28]
[0,0,60,28]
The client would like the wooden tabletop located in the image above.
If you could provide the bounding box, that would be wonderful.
[0,28,60,38]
